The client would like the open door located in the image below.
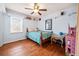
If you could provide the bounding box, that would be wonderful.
[75,4,79,56]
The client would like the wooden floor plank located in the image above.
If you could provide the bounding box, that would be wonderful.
[0,39,65,56]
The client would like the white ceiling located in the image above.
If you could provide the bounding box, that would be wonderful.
[5,3,76,17]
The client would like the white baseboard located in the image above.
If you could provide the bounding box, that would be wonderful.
[3,38,26,45]
[0,44,3,47]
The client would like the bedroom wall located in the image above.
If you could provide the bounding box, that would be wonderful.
[0,4,6,46]
[38,6,77,34]
[0,12,4,46]
[0,4,6,13]
[2,9,38,44]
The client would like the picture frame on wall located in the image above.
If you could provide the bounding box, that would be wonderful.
[45,19,52,30]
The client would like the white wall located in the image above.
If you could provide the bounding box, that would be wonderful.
[3,15,26,44]
[24,19,38,29]
[0,8,38,44]
[0,4,6,13]
[38,6,77,35]
[0,12,4,46]
[0,4,6,46]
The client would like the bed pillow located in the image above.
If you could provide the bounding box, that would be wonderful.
[28,27,38,32]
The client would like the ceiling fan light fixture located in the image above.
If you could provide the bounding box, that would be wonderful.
[33,9,39,13]
[25,3,47,15]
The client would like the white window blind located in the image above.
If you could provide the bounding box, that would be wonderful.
[10,16,23,33]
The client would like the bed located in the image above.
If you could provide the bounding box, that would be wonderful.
[26,28,52,46]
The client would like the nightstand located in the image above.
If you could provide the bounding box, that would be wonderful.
[51,34,65,48]
[51,37,55,44]
[51,34,59,44]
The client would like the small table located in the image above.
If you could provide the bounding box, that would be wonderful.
[51,36,56,44]
[51,34,64,47]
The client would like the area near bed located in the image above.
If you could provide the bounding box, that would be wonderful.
[27,29,52,45]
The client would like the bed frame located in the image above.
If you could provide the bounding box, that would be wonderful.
[27,28,51,46]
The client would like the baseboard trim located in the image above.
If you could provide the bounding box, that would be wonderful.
[0,44,3,47]
[3,38,26,45]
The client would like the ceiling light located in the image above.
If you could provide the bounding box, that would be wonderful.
[33,9,39,13]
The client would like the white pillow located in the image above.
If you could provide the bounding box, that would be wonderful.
[28,27,37,32]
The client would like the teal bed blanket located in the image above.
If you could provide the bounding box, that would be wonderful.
[27,31,52,44]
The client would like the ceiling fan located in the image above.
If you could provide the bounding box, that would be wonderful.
[25,3,47,15]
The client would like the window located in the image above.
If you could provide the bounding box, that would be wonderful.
[10,16,23,33]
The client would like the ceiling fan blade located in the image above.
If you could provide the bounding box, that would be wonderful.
[38,12,42,15]
[31,11,34,14]
[25,8,33,10]
[39,9,47,11]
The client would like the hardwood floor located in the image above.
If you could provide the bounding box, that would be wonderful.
[0,39,65,56]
